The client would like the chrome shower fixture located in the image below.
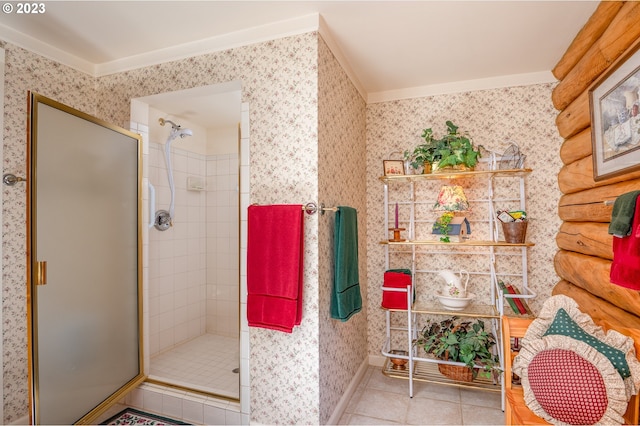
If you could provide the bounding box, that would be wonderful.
[154,118,194,231]
[158,117,178,128]
[158,118,194,139]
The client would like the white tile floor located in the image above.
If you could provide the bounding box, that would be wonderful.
[149,334,240,399]
[339,366,505,425]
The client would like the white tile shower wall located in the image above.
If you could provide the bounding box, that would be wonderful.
[135,102,249,424]
[206,153,240,338]
[149,142,207,357]
[125,383,241,425]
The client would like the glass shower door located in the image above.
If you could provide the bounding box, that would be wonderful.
[28,93,145,424]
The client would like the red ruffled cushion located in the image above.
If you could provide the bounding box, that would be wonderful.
[528,348,608,425]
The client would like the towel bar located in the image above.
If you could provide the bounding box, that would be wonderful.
[250,202,343,215]
[303,202,339,215]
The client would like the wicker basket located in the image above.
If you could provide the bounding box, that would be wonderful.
[438,346,475,382]
[437,363,474,382]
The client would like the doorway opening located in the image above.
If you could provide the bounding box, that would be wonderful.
[132,82,243,399]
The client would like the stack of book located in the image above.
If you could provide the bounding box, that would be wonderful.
[498,280,532,315]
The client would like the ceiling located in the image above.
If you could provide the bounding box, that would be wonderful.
[0,1,599,125]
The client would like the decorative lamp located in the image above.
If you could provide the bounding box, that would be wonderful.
[434,185,470,211]
[432,185,471,242]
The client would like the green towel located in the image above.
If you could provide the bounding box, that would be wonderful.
[331,206,362,322]
[608,190,640,236]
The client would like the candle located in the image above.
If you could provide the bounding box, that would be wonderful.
[395,202,399,229]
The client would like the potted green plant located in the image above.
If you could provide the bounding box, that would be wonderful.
[414,317,501,381]
[404,121,482,173]
[434,121,481,171]
[403,127,439,173]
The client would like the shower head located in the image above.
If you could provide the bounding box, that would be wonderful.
[159,118,193,141]
[176,128,193,138]
[165,127,193,143]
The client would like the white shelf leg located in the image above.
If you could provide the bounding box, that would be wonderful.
[407,284,413,398]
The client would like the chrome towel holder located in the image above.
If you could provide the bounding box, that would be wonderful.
[304,202,340,216]
[303,202,339,216]
[3,173,26,186]
[251,202,339,216]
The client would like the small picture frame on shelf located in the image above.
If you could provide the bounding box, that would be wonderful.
[383,160,405,176]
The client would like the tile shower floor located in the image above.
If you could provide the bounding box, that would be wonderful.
[338,365,504,425]
[149,334,240,399]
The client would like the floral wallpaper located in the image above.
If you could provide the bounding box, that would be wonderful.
[365,85,564,357]
[317,37,368,424]
[1,43,98,423]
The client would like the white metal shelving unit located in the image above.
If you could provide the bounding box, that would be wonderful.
[379,168,535,404]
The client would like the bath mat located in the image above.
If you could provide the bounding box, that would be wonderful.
[103,408,190,425]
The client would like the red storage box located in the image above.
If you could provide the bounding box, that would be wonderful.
[382,269,412,309]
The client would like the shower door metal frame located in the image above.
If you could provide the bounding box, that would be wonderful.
[26,92,145,424]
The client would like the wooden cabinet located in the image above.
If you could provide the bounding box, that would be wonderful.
[379,167,534,402]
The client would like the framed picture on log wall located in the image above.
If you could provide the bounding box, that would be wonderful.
[589,41,640,181]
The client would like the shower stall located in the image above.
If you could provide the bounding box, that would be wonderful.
[137,92,243,401]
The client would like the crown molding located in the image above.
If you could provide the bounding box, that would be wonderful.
[367,71,557,103]
[95,13,320,77]
[0,23,96,75]
[1,17,554,103]
[0,14,322,78]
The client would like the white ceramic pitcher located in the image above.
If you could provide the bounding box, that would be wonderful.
[438,269,470,298]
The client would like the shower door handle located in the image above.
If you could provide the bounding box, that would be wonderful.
[35,261,47,286]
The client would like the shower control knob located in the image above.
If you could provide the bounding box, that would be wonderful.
[154,210,172,231]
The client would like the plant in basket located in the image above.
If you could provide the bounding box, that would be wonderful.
[414,317,501,382]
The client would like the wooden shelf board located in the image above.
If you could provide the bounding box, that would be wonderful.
[379,168,532,183]
[380,239,534,247]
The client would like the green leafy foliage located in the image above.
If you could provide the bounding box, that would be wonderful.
[404,121,482,171]
[434,212,454,243]
[415,317,501,378]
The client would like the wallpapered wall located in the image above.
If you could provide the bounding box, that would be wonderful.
[317,38,368,423]
[1,32,371,425]
[1,42,98,423]
[365,85,565,356]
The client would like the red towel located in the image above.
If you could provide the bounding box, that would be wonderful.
[610,197,640,290]
[382,270,412,309]
[247,204,304,332]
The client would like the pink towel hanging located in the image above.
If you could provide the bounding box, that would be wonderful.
[247,204,304,332]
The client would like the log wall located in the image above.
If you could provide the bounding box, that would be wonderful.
[552,1,640,319]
